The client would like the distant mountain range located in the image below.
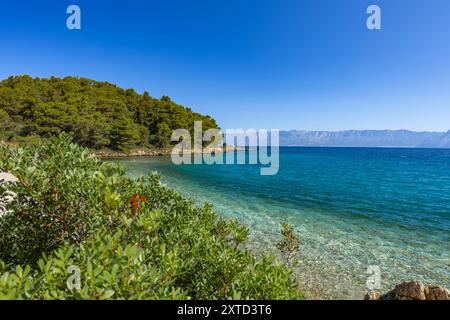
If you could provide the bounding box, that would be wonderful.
[279,130,450,148]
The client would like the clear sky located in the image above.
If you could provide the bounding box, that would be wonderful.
[0,0,449,131]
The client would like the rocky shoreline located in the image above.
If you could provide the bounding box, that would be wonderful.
[90,149,172,159]
[90,145,249,159]
[2,141,250,160]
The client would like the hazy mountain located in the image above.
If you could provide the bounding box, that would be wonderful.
[279,130,450,148]
[432,130,450,148]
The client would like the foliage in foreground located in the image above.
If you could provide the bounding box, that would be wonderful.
[0,136,303,300]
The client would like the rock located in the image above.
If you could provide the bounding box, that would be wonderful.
[425,285,450,300]
[0,172,19,217]
[392,281,426,300]
[0,172,18,184]
[364,292,381,300]
[366,281,450,300]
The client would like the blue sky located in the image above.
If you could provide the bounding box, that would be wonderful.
[0,0,449,131]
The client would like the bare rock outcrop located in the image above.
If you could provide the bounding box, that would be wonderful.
[365,281,450,300]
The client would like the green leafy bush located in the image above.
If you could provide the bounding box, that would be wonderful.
[0,135,303,300]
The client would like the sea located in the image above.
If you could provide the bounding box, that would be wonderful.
[116,147,450,299]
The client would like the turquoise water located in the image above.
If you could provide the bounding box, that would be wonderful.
[117,147,450,299]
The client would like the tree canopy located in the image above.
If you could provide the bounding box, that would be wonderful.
[0,76,219,151]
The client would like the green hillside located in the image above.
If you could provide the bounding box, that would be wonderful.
[0,76,219,151]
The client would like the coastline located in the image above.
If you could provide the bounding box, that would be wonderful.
[90,145,249,159]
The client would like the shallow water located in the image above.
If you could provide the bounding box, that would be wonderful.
[117,147,450,299]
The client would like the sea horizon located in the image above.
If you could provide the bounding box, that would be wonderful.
[240,145,450,149]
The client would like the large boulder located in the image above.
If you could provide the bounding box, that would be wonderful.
[365,281,450,300]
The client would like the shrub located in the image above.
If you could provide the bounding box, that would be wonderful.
[276,223,300,268]
[0,135,303,299]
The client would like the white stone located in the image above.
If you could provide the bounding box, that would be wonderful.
[0,172,19,217]
[0,172,19,183]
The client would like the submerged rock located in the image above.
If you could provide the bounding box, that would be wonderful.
[365,281,450,300]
